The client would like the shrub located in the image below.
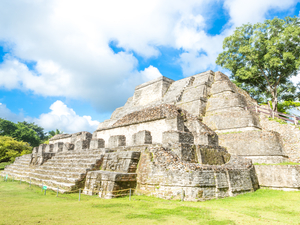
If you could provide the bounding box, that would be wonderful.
[0,136,32,162]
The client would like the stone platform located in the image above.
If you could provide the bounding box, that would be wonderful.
[3,70,300,199]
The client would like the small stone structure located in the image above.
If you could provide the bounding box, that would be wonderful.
[3,70,300,200]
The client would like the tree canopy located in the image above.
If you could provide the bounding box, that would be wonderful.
[0,119,45,147]
[216,16,300,111]
[0,136,32,162]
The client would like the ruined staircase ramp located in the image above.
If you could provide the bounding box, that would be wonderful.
[29,149,115,193]
[2,154,33,181]
[83,151,140,198]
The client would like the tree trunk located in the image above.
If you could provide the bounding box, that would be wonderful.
[271,88,278,112]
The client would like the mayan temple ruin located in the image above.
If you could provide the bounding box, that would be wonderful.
[2,70,300,201]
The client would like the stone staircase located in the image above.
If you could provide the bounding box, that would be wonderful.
[2,154,33,181]
[3,149,115,193]
[83,151,141,198]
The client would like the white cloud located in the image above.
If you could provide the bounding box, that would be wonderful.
[0,103,24,122]
[0,101,99,133]
[224,0,297,27]
[139,66,162,81]
[0,0,298,112]
[33,100,99,133]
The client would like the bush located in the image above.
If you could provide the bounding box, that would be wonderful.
[0,136,32,163]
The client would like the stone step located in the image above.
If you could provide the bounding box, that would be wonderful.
[41,162,98,168]
[52,154,105,159]
[58,149,113,155]
[29,177,76,192]
[5,164,31,170]
[34,169,85,179]
[3,168,32,177]
[38,165,91,173]
[30,173,80,184]
[46,158,101,164]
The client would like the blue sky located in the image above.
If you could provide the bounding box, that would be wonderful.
[0,0,300,133]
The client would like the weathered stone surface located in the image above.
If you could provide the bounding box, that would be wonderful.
[136,146,258,201]
[206,92,248,112]
[49,131,92,145]
[162,131,194,144]
[74,140,91,151]
[38,144,47,154]
[63,142,74,152]
[195,145,231,165]
[218,131,287,163]
[255,165,300,190]
[83,171,137,198]
[108,135,126,148]
[184,118,218,146]
[53,142,64,153]
[44,144,54,153]
[203,110,261,131]
[90,138,105,149]
[5,69,300,200]
[101,151,140,173]
[259,114,300,163]
[132,130,152,145]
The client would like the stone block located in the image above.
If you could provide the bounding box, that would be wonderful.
[218,131,286,160]
[180,85,208,102]
[133,76,174,106]
[90,138,105,149]
[162,131,194,144]
[165,115,185,131]
[38,144,47,154]
[206,92,247,112]
[108,135,126,148]
[255,165,300,190]
[203,110,260,131]
[81,131,92,141]
[74,140,91,151]
[163,77,192,103]
[214,71,230,82]
[101,151,140,173]
[83,171,137,198]
[176,99,207,117]
[53,142,64,153]
[63,142,74,152]
[44,144,54,153]
[32,147,38,154]
[169,143,197,162]
[192,70,214,86]
[195,145,230,165]
[132,130,152,145]
[210,79,237,95]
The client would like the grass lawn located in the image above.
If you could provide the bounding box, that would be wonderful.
[0,162,11,170]
[0,180,300,225]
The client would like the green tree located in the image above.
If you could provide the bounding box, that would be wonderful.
[48,129,63,138]
[216,16,300,111]
[0,119,18,137]
[19,121,47,141]
[0,118,42,147]
[0,136,32,162]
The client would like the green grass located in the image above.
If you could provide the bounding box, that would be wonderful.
[0,162,11,170]
[1,181,300,224]
[254,162,300,166]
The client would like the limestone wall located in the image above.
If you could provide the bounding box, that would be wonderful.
[259,114,300,163]
[255,165,300,190]
[136,146,259,201]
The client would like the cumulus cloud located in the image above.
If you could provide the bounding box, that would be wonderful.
[0,103,24,122]
[33,101,99,133]
[0,0,298,112]
[139,66,162,81]
[0,101,99,133]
